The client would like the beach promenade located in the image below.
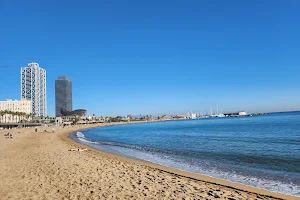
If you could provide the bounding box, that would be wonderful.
[0,123,297,200]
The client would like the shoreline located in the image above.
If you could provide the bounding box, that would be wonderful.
[0,123,298,199]
[65,123,297,200]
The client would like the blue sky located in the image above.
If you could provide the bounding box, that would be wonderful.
[0,0,299,116]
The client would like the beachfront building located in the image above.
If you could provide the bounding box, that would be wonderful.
[55,117,63,126]
[238,111,247,116]
[122,115,130,121]
[0,99,31,123]
[21,62,47,117]
[55,76,72,117]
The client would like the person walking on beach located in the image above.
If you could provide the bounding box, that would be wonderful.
[52,128,54,133]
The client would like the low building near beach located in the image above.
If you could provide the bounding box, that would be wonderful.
[224,111,248,117]
[238,111,247,116]
[55,117,63,126]
[0,99,32,123]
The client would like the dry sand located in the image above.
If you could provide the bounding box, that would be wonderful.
[0,123,298,200]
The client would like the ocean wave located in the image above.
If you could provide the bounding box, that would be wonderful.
[96,140,178,155]
[78,139,300,174]
[75,132,99,144]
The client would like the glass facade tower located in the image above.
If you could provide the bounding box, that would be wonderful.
[55,76,72,117]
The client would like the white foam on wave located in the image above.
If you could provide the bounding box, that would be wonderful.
[107,145,300,197]
[75,132,99,144]
[76,131,85,138]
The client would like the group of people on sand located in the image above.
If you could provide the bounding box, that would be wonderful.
[4,133,13,139]
[69,148,88,152]
[3,127,55,139]
[35,127,55,133]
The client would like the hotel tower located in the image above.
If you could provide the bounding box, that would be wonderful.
[55,76,72,117]
[21,62,47,117]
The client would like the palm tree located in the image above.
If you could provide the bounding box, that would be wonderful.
[5,110,13,123]
[19,112,27,123]
[13,111,18,123]
[2,110,9,123]
[74,117,80,124]
[29,113,34,122]
[14,111,19,123]
[0,110,5,123]
[26,113,30,122]
[18,111,24,123]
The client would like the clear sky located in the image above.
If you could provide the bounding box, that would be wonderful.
[0,0,299,117]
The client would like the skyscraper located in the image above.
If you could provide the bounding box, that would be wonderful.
[55,76,72,117]
[21,62,47,117]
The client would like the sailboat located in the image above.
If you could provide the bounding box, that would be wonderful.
[217,107,225,117]
[217,111,225,117]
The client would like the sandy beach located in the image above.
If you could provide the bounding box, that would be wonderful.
[0,123,297,200]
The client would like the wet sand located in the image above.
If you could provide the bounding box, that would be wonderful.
[0,123,297,200]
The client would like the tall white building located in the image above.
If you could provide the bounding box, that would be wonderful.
[21,62,47,117]
[0,99,31,123]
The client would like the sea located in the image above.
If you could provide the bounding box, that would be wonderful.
[72,111,300,197]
